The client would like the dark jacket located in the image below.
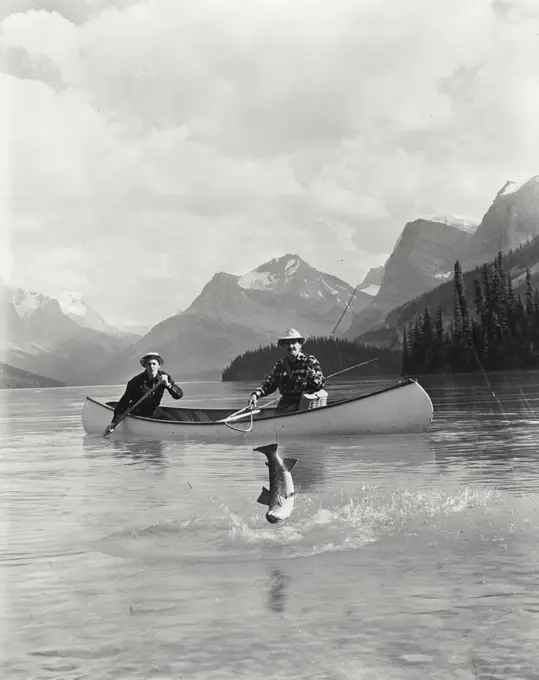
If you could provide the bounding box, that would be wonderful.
[112,370,183,421]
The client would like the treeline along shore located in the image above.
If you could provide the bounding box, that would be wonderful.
[221,337,402,381]
[0,362,66,389]
[403,251,539,374]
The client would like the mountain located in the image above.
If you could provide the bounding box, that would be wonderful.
[356,233,539,350]
[344,215,478,339]
[0,362,65,389]
[192,255,371,329]
[357,265,385,297]
[464,176,539,265]
[81,254,372,385]
[345,176,539,342]
[0,281,141,384]
[52,289,133,336]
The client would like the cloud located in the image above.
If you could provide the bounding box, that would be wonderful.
[2,0,539,326]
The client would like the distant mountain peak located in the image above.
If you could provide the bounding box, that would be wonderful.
[238,254,305,291]
[497,175,539,198]
[10,287,50,317]
[424,214,479,234]
[51,289,87,317]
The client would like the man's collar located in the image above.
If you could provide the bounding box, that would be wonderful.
[286,351,305,361]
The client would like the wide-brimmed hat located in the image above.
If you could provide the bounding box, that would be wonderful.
[277,328,305,346]
[140,351,164,367]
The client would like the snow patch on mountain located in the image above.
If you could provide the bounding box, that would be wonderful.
[435,271,452,280]
[238,270,278,290]
[11,289,48,317]
[360,284,380,296]
[320,277,341,296]
[239,256,302,290]
[426,215,479,233]
[55,290,87,317]
[284,257,299,280]
[499,178,538,197]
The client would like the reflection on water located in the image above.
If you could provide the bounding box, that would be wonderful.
[2,372,539,680]
[419,371,539,494]
[82,435,168,467]
[267,568,290,614]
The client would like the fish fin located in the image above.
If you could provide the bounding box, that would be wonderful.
[254,443,279,456]
[257,487,271,505]
[283,457,298,472]
[286,491,296,499]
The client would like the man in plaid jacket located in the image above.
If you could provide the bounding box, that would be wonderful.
[248,329,325,414]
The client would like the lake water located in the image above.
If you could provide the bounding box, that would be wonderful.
[1,371,539,679]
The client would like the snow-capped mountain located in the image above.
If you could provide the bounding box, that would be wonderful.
[9,288,50,317]
[420,214,479,234]
[84,254,373,385]
[187,254,374,327]
[0,280,141,384]
[51,289,129,336]
[238,257,302,291]
[237,254,355,306]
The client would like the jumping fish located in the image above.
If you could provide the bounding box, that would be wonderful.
[254,443,298,524]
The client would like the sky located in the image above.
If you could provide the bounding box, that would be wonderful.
[1,0,539,329]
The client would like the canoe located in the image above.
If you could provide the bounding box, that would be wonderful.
[82,378,434,440]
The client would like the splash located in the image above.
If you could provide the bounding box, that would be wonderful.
[96,484,501,566]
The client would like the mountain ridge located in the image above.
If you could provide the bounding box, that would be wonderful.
[344,176,539,341]
[77,254,370,385]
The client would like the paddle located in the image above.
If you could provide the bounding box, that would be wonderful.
[102,378,165,436]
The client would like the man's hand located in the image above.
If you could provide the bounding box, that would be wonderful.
[249,393,258,409]
[160,373,171,388]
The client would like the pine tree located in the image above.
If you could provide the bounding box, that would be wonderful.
[402,326,409,374]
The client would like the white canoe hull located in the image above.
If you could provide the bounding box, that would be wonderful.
[82,379,434,441]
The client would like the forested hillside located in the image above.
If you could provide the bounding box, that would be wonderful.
[403,252,539,374]
[222,337,402,381]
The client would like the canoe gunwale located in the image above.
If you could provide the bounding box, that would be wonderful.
[86,378,422,427]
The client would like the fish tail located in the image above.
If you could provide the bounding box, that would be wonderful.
[253,443,279,456]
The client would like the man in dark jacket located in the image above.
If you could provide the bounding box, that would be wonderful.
[103,352,183,434]
[248,328,325,414]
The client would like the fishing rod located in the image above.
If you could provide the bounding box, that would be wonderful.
[326,357,379,379]
[330,284,358,337]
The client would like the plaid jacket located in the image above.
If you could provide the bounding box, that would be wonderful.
[252,353,325,400]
